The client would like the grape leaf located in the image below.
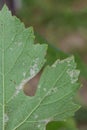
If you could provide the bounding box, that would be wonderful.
[0,5,80,130]
[0,5,47,130]
[6,56,80,130]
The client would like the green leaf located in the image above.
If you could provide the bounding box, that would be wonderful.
[0,5,47,130]
[11,56,80,130]
[0,5,80,130]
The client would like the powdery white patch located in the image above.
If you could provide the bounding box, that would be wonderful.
[34,114,38,119]
[17,42,22,46]
[38,85,41,89]
[58,56,74,64]
[14,84,23,96]
[43,88,47,92]
[67,63,72,67]
[40,118,52,124]
[4,113,9,124]
[30,58,39,77]
[52,59,60,68]
[30,68,36,77]
[65,56,74,64]
[37,124,41,128]
[52,64,56,68]
[23,72,26,77]
[14,58,39,96]
[44,118,51,124]
[47,91,51,96]
[37,118,52,129]
[67,69,80,84]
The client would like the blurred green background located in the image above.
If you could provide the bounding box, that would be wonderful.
[2,0,87,129]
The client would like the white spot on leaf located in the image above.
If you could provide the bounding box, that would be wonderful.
[40,118,52,124]
[52,59,60,67]
[30,58,39,77]
[37,124,41,128]
[47,91,51,96]
[14,58,39,96]
[44,118,51,124]
[14,84,23,96]
[57,56,74,64]
[18,42,22,46]
[38,85,41,89]
[34,115,38,119]
[67,69,80,83]
[43,88,47,91]
[23,72,26,77]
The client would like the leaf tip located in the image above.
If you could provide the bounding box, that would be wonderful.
[1,4,9,11]
[0,4,12,17]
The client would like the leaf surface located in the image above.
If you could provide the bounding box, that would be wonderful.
[0,6,80,130]
[10,56,80,130]
[0,5,47,130]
